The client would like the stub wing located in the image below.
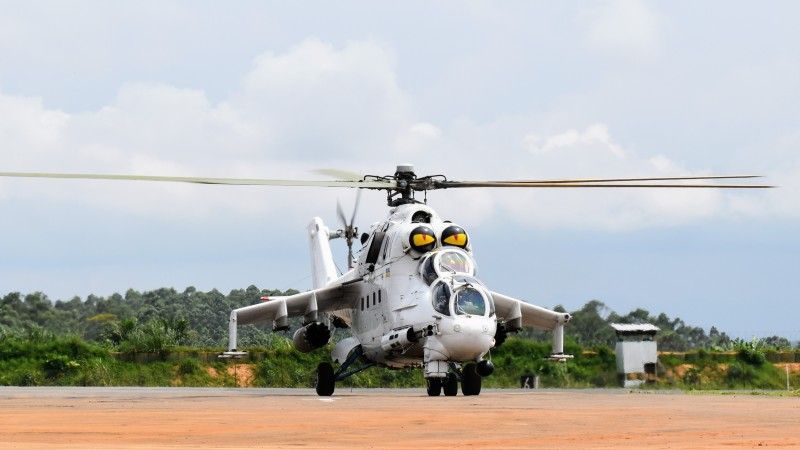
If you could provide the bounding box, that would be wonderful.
[235,283,360,326]
[225,281,361,351]
[490,291,571,358]
[490,291,570,331]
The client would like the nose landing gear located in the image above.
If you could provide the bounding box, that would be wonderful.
[426,373,459,396]
[443,373,459,396]
[425,362,487,396]
[426,377,442,396]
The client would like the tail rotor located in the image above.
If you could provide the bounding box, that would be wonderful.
[334,190,361,269]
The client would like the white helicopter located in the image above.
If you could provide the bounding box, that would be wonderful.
[0,164,770,396]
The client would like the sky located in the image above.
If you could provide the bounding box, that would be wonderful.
[0,1,798,339]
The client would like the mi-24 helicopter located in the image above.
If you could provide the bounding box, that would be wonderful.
[0,164,771,396]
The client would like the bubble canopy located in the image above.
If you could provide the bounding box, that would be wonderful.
[420,249,475,285]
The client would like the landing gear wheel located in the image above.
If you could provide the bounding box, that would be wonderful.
[461,363,482,396]
[315,362,335,396]
[443,373,458,396]
[426,377,442,396]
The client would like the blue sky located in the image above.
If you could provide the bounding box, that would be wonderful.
[0,1,798,339]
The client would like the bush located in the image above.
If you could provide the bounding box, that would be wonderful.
[733,338,767,366]
[42,355,80,379]
[726,362,757,385]
[178,358,202,376]
[683,367,701,386]
[737,347,766,366]
[15,370,42,386]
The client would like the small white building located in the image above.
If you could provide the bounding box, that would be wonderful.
[611,323,659,387]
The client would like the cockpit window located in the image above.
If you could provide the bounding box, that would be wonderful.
[411,210,432,223]
[432,282,451,316]
[455,287,486,316]
[422,256,437,285]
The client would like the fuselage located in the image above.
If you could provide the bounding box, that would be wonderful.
[331,203,497,369]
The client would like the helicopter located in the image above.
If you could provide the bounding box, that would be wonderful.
[0,164,771,396]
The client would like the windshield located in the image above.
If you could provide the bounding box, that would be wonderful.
[454,287,486,316]
[420,250,475,286]
[439,251,471,274]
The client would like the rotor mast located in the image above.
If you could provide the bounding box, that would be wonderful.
[388,164,422,206]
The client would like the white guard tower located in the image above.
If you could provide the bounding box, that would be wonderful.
[611,323,659,387]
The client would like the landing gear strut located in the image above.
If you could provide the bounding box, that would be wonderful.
[314,346,374,397]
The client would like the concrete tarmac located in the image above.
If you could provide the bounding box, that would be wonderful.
[1,387,798,449]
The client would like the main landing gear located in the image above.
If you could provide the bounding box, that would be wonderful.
[426,360,492,397]
[314,346,374,396]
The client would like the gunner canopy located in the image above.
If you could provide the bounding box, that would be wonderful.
[429,276,493,317]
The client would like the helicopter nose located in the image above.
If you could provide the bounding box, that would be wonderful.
[435,316,496,361]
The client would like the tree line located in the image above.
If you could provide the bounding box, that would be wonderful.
[0,287,794,351]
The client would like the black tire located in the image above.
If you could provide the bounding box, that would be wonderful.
[461,363,482,396]
[315,362,335,396]
[426,377,442,396]
[443,373,458,396]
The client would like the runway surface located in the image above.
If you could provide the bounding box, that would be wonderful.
[1,387,798,449]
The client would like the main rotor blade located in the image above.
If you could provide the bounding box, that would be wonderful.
[314,168,363,182]
[435,181,773,189]
[0,171,395,189]
[454,175,763,184]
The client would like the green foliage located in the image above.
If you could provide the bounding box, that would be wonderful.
[683,367,701,386]
[177,358,202,376]
[5,287,794,353]
[2,286,297,348]
[42,355,80,379]
[733,338,767,366]
[2,286,797,390]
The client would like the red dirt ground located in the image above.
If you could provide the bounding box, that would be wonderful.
[1,388,798,449]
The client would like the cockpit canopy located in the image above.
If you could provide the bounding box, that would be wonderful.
[420,248,475,285]
[431,276,494,317]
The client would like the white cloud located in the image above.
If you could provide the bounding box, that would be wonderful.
[0,38,791,233]
[524,124,625,158]
[237,39,410,161]
[579,0,662,60]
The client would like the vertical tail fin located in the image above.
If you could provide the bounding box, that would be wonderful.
[308,217,338,289]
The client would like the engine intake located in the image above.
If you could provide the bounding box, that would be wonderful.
[292,322,331,353]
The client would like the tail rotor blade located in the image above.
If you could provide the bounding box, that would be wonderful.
[336,199,347,228]
[350,189,361,227]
